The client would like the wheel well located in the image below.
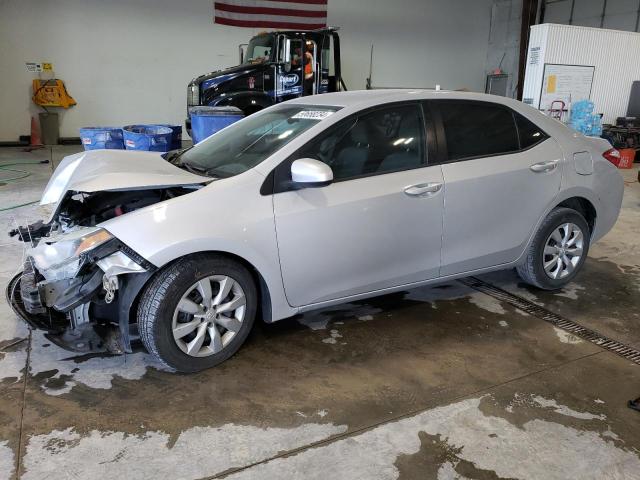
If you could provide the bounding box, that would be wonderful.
[129,251,273,325]
[212,251,273,322]
[556,197,596,233]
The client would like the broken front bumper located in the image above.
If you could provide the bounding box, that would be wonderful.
[6,253,154,355]
[6,268,120,353]
[6,271,67,334]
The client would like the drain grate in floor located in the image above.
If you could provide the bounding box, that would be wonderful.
[458,276,640,365]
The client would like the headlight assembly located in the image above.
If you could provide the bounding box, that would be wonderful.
[74,228,113,256]
[29,227,115,281]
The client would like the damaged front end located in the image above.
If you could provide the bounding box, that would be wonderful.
[7,222,155,355]
[6,149,210,354]
[6,187,201,354]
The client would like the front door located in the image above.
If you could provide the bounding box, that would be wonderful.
[273,103,444,307]
[276,38,303,102]
[433,100,563,276]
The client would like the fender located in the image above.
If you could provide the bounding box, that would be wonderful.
[101,175,299,325]
[512,185,601,268]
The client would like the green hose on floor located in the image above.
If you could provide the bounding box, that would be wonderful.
[0,160,46,212]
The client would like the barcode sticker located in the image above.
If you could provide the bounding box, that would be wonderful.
[292,110,334,120]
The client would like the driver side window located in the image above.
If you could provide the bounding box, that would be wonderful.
[297,104,426,181]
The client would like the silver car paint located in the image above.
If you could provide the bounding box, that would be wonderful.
[42,90,623,323]
[273,164,445,306]
[439,137,564,276]
[101,168,300,321]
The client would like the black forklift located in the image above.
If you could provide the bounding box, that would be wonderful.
[185,27,344,136]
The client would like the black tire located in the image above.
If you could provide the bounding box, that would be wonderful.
[137,254,257,372]
[516,207,590,290]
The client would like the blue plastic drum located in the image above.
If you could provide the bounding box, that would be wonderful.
[158,124,183,150]
[190,107,244,144]
[123,125,173,152]
[79,127,124,150]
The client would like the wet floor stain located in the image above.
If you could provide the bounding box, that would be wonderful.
[0,331,172,396]
[553,327,583,344]
[0,440,14,479]
[21,421,347,480]
[396,431,519,480]
[322,329,343,344]
[222,394,639,480]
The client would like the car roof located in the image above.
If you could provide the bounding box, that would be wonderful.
[288,89,525,111]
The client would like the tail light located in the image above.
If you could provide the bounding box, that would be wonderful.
[603,148,621,166]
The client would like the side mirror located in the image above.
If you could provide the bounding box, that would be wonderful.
[283,38,292,72]
[291,158,333,187]
[238,44,247,64]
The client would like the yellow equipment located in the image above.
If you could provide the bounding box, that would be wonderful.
[32,79,76,109]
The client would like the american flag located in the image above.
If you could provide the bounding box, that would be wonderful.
[214,0,328,30]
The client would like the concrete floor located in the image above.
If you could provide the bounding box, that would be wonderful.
[1,146,639,479]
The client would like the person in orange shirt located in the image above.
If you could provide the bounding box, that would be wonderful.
[303,42,315,96]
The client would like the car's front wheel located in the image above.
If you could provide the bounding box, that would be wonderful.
[517,207,590,290]
[137,254,256,372]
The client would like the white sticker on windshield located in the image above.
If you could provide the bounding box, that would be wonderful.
[292,110,334,120]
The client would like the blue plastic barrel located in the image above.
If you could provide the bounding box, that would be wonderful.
[191,107,244,144]
[158,124,182,150]
[79,127,124,150]
[123,125,173,152]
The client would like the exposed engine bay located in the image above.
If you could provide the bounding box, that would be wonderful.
[7,185,201,355]
[11,187,194,240]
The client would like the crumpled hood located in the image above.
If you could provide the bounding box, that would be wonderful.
[40,149,210,219]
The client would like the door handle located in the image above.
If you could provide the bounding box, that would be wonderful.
[530,160,559,173]
[404,182,443,197]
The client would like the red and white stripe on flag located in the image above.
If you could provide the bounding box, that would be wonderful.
[214,0,328,29]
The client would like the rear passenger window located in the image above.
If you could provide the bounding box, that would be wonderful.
[297,104,426,181]
[515,112,547,149]
[439,102,519,161]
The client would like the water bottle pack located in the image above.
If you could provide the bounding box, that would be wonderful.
[568,100,602,137]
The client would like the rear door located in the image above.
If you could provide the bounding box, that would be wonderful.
[272,103,444,307]
[432,100,563,276]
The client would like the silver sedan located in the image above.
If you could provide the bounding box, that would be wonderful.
[9,90,624,372]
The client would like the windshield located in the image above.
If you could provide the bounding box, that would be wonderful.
[245,35,274,64]
[179,105,340,177]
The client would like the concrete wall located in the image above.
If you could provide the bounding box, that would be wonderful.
[0,0,494,141]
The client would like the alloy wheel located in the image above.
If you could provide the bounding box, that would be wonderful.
[542,222,584,280]
[171,275,246,357]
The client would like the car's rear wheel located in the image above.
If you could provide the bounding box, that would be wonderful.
[517,207,590,290]
[137,254,256,372]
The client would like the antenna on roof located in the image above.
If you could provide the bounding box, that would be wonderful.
[366,44,374,90]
